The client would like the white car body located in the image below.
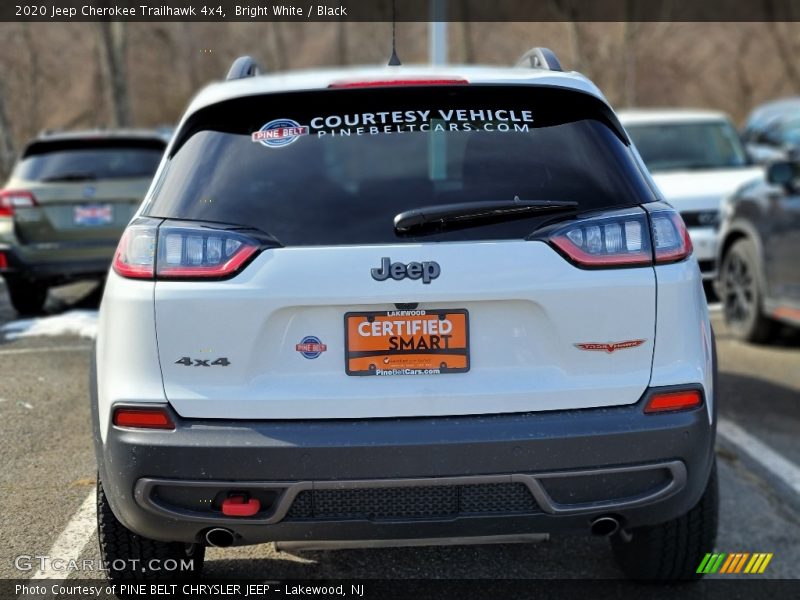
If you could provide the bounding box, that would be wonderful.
[92,62,718,579]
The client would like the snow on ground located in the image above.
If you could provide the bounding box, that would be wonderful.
[1,310,98,340]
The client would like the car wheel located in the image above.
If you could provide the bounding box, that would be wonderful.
[3,276,48,316]
[720,238,776,343]
[97,478,205,582]
[610,460,718,580]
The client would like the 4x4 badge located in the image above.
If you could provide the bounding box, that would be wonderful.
[371,257,441,284]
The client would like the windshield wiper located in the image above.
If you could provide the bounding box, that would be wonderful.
[394,199,578,235]
[40,172,97,182]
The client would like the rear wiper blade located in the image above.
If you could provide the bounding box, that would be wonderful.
[40,172,97,182]
[394,199,578,235]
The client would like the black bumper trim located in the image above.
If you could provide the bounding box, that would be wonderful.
[134,460,686,526]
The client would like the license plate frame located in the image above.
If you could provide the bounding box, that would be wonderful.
[344,309,470,377]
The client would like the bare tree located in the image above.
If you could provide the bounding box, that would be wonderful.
[20,24,42,138]
[0,81,16,178]
[336,22,348,65]
[97,21,131,127]
[549,1,587,74]
[459,0,475,63]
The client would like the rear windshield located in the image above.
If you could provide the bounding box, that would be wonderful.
[626,121,748,172]
[15,138,165,182]
[146,86,655,245]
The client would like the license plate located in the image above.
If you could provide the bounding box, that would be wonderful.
[74,204,112,226]
[344,309,469,376]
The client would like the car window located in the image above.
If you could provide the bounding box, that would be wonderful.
[14,139,165,182]
[626,121,748,172]
[146,86,655,246]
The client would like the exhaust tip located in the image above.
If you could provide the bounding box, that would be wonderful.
[590,516,620,537]
[205,527,235,548]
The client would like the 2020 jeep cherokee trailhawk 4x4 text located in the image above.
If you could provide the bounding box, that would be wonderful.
[93,51,718,581]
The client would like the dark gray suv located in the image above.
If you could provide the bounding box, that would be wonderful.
[718,160,800,341]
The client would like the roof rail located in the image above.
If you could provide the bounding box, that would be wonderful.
[226,56,262,81]
[515,47,563,72]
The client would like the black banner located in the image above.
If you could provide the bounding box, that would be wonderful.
[4,579,800,600]
[3,0,800,22]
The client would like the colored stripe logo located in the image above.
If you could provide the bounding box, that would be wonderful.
[697,552,773,574]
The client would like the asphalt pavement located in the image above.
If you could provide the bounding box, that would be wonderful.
[0,279,798,589]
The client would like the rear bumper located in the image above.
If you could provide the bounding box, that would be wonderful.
[0,242,113,282]
[95,389,715,546]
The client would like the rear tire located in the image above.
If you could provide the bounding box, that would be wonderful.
[97,478,205,582]
[611,460,718,580]
[720,238,776,343]
[3,276,47,315]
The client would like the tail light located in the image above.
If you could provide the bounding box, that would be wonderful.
[549,209,652,267]
[113,406,175,429]
[548,207,692,268]
[0,190,37,217]
[112,221,158,279]
[112,219,261,280]
[156,224,259,278]
[650,210,693,263]
[644,389,702,414]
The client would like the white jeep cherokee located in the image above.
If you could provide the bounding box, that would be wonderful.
[93,50,718,582]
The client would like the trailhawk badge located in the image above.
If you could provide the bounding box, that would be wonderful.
[252,119,309,148]
[574,340,646,353]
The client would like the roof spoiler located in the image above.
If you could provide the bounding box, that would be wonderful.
[514,47,563,72]
[226,56,263,81]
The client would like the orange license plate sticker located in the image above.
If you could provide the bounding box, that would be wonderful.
[345,310,469,376]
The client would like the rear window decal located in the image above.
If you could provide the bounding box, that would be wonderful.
[251,119,310,148]
[311,109,534,137]
[251,110,535,144]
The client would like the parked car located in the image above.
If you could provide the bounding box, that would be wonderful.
[94,51,718,582]
[0,130,168,314]
[619,109,763,281]
[717,159,800,342]
[741,97,800,164]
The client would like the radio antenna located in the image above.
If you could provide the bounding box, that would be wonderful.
[388,0,402,66]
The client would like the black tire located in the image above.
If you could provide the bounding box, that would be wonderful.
[719,238,776,343]
[97,478,205,582]
[611,460,718,580]
[3,276,47,315]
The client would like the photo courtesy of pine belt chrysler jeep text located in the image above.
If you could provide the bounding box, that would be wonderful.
[92,49,718,582]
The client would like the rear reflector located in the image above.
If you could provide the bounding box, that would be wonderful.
[0,252,7,269]
[113,407,175,429]
[328,78,468,88]
[644,390,702,414]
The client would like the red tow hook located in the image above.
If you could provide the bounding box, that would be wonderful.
[221,494,261,517]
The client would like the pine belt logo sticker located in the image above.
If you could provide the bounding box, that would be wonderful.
[296,336,327,359]
[697,552,773,574]
[252,118,309,148]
